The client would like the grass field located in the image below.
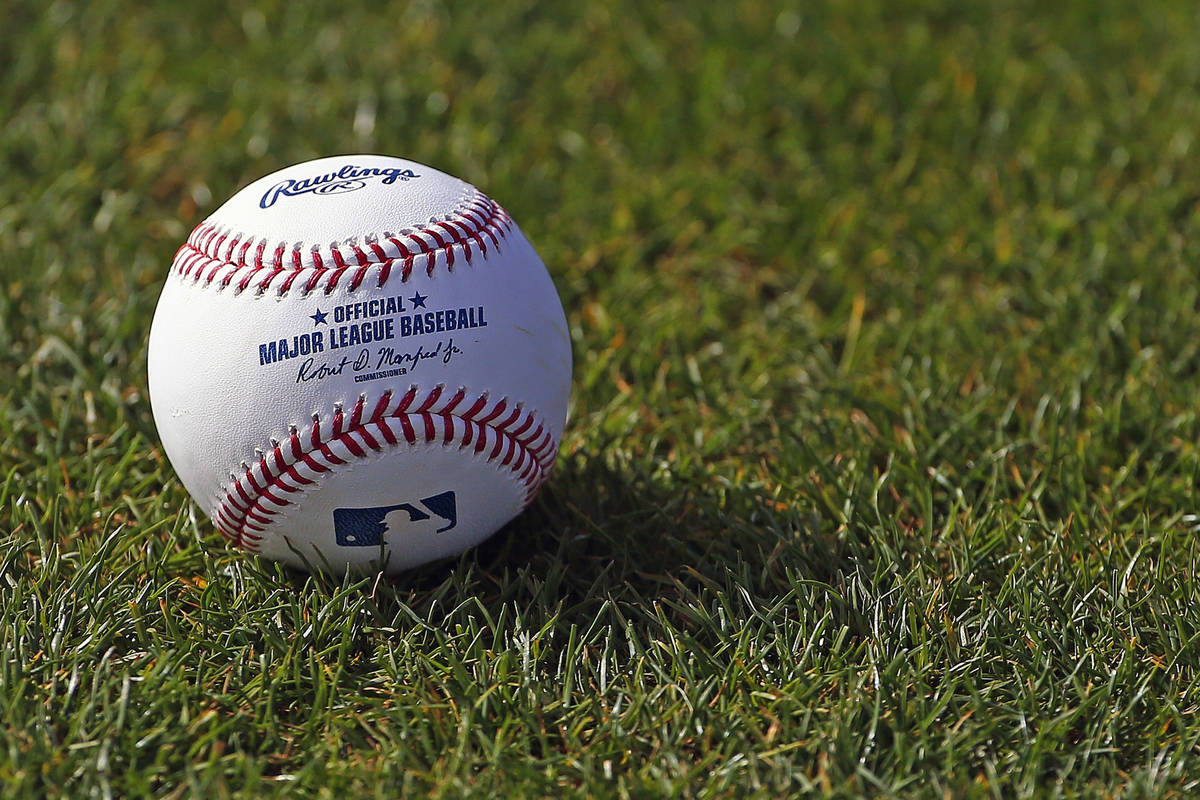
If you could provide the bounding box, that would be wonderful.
[4,0,1200,796]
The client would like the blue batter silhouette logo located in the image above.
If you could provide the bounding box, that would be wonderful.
[333,491,456,547]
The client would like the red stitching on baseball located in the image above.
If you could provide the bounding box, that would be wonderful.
[173,194,512,296]
[211,386,557,551]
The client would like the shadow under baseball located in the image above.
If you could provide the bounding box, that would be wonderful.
[351,449,854,625]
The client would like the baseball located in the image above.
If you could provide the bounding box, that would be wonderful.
[148,155,571,575]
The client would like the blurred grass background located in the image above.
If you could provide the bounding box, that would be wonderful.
[4,0,1200,796]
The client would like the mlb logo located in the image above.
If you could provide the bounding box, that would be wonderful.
[332,491,457,547]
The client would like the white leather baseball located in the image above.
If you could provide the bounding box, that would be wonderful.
[148,155,571,575]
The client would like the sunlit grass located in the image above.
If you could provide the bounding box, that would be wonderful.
[3,0,1200,796]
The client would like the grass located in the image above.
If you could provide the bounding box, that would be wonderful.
[3,0,1200,795]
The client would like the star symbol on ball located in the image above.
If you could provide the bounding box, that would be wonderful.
[409,291,428,309]
[310,308,329,326]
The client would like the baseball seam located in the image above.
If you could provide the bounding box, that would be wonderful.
[171,191,513,297]
[212,385,559,551]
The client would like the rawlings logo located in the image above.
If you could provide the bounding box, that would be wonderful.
[259,164,420,208]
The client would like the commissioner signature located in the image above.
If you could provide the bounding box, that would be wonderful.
[296,338,463,384]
